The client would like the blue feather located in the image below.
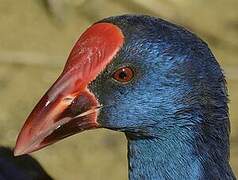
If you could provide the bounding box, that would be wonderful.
[89,15,236,179]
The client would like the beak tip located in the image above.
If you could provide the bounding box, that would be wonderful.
[14,135,27,156]
[14,137,33,156]
[13,148,24,156]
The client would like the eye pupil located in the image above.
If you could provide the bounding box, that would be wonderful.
[118,71,127,80]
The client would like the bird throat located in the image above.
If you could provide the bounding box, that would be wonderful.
[126,127,234,180]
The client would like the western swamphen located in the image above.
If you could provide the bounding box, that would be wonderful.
[0,147,52,180]
[14,15,236,179]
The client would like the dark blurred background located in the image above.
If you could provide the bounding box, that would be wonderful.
[0,0,237,179]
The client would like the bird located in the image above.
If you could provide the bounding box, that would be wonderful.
[0,146,52,180]
[14,15,236,179]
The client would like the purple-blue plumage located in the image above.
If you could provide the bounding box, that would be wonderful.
[94,15,235,179]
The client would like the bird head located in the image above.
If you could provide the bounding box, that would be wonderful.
[14,15,227,156]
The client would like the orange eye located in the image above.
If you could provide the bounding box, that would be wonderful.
[113,67,134,83]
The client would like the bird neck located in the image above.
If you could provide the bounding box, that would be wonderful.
[126,126,234,180]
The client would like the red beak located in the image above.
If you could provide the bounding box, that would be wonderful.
[14,23,124,156]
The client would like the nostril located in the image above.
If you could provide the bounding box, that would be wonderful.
[70,94,92,115]
[59,89,99,119]
[63,96,75,106]
[63,96,74,104]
